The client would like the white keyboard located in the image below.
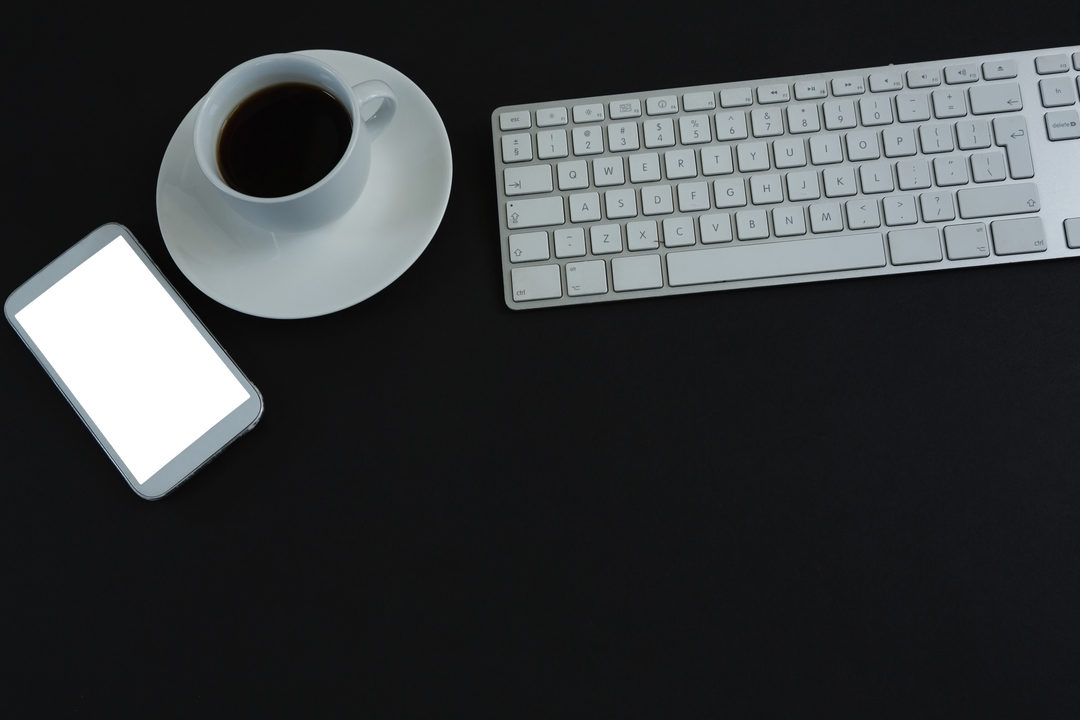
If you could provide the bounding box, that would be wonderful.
[491,46,1080,309]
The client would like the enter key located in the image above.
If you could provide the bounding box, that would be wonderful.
[993,115,1034,179]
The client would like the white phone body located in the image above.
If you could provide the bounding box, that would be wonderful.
[5,223,263,499]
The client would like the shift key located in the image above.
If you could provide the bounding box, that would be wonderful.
[506,197,565,229]
[957,182,1040,219]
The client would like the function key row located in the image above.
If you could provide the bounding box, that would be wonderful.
[499,55,1080,132]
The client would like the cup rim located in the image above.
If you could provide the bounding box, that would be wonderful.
[193,53,363,205]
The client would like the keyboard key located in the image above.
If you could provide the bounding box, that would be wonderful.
[933,156,968,186]
[846,130,881,160]
[920,191,956,221]
[508,232,549,262]
[566,260,608,296]
[646,96,679,115]
[665,149,698,179]
[609,99,642,119]
[569,192,602,222]
[593,157,626,187]
[956,119,992,150]
[772,207,807,237]
[701,146,734,175]
[1046,109,1080,141]
[945,64,979,84]
[809,202,844,233]
[793,80,828,100]
[896,93,931,122]
[956,182,1040,218]
[678,115,711,144]
[1065,217,1080,248]
[511,264,561,301]
[832,76,866,96]
[787,170,821,201]
[700,213,734,243]
[969,151,1007,182]
[906,68,942,88]
[535,107,568,127]
[846,199,881,229]
[713,178,747,208]
[554,228,587,258]
[883,194,918,226]
[919,123,955,153]
[737,142,770,171]
[969,83,1023,114]
[869,72,903,92]
[859,96,894,125]
[504,165,553,195]
[682,92,716,111]
[536,130,569,159]
[667,233,886,286]
[944,222,990,259]
[506,197,564,229]
[612,255,663,291]
[897,159,932,190]
[822,100,857,130]
[757,84,790,103]
[557,160,589,190]
[629,153,662,183]
[931,88,967,118]
[715,111,748,140]
[572,127,604,155]
[1039,77,1076,107]
[992,116,1033,178]
[982,59,1017,79]
[499,111,532,131]
[663,217,697,247]
[1035,54,1070,74]
[787,105,821,133]
[735,210,770,239]
[677,182,710,212]
[641,185,674,215]
[751,108,784,137]
[573,104,605,122]
[643,118,677,148]
[991,217,1046,254]
[608,123,641,151]
[590,224,623,254]
[604,188,636,218]
[719,87,753,107]
[501,133,533,163]
[888,227,942,264]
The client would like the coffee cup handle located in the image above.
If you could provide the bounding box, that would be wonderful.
[352,80,397,142]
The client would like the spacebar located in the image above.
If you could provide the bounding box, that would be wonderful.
[666,233,886,286]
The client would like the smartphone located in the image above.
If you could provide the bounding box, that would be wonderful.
[5,223,263,499]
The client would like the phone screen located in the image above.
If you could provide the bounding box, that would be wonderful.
[14,235,251,484]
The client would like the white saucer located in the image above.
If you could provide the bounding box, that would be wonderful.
[156,50,452,319]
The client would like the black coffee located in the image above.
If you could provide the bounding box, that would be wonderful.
[217,83,352,198]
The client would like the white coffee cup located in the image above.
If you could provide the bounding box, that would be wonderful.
[193,53,396,232]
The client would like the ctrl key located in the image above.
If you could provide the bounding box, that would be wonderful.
[511,264,562,302]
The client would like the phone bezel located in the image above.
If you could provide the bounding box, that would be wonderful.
[4,223,263,500]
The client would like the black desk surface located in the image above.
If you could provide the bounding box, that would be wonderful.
[4,2,1079,714]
